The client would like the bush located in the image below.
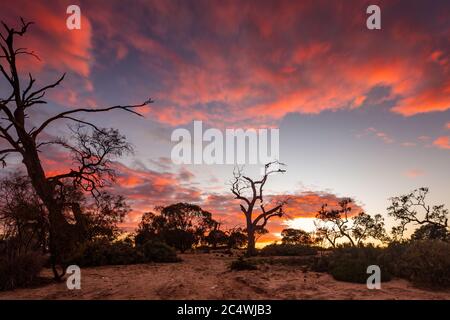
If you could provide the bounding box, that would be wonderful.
[310,255,330,272]
[66,239,140,267]
[378,242,410,279]
[230,257,258,271]
[259,243,317,256]
[0,252,45,291]
[391,240,450,288]
[141,241,181,263]
[66,239,182,267]
[328,247,392,283]
[255,256,315,267]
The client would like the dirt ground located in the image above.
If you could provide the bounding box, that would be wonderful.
[0,253,448,300]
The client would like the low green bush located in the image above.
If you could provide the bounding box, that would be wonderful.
[66,239,140,267]
[392,240,450,288]
[141,241,181,263]
[230,257,258,271]
[259,243,317,256]
[328,247,392,283]
[259,256,315,267]
[66,239,182,267]
[310,255,330,272]
[0,252,45,291]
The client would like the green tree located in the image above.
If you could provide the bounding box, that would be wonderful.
[281,228,313,245]
[135,203,217,252]
[411,224,449,241]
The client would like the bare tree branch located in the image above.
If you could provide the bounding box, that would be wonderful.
[31,99,154,139]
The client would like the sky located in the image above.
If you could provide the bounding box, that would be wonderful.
[0,0,449,244]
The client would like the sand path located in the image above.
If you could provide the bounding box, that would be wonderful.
[0,253,448,300]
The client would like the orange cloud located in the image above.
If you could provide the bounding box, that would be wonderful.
[3,1,447,127]
[1,2,92,77]
[433,136,450,150]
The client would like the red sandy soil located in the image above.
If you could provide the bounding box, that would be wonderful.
[0,253,448,300]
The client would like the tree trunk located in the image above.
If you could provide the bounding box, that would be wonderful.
[246,227,256,256]
[19,135,71,280]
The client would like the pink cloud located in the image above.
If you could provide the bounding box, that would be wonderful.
[23,0,445,127]
[404,169,425,178]
[433,136,450,150]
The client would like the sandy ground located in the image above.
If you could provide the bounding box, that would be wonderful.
[0,253,448,300]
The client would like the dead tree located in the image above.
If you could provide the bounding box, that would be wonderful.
[0,19,152,280]
[231,161,287,256]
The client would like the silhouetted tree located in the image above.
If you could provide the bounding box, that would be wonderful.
[135,203,217,252]
[72,190,130,241]
[411,223,449,241]
[204,222,228,248]
[231,161,287,256]
[315,199,356,246]
[0,173,47,255]
[388,187,449,241]
[0,173,130,258]
[315,199,387,247]
[281,228,313,245]
[0,19,152,279]
[352,212,388,244]
[227,227,247,249]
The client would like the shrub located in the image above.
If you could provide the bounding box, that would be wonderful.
[328,247,392,283]
[230,257,258,271]
[378,242,411,279]
[66,238,182,267]
[66,239,140,267]
[0,252,45,291]
[256,256,315,267]
[141,241,180,263]
[310,255,330,272]
[394,240,450,288]
[259,243,317,256]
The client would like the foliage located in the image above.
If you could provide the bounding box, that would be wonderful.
[141,240,181,263]
[0,174,48,254]
[135,203,217,252]
[254,256,315,267]
[0,252,45,291]
[81,191,130,240]
[315,199,388,247]
[310,255,330,272]
[204,229,229,248]
[230,256,258,271]
[66,238,181,267]
[411,224,449,241]
[259,243,317,256]
[388,187,449,241]
[281,228,313,245]
[382,240,450,288]
[65,239,140,266]
[328,246,392,283]
[0,18,152,280]
[227,228,248,249]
